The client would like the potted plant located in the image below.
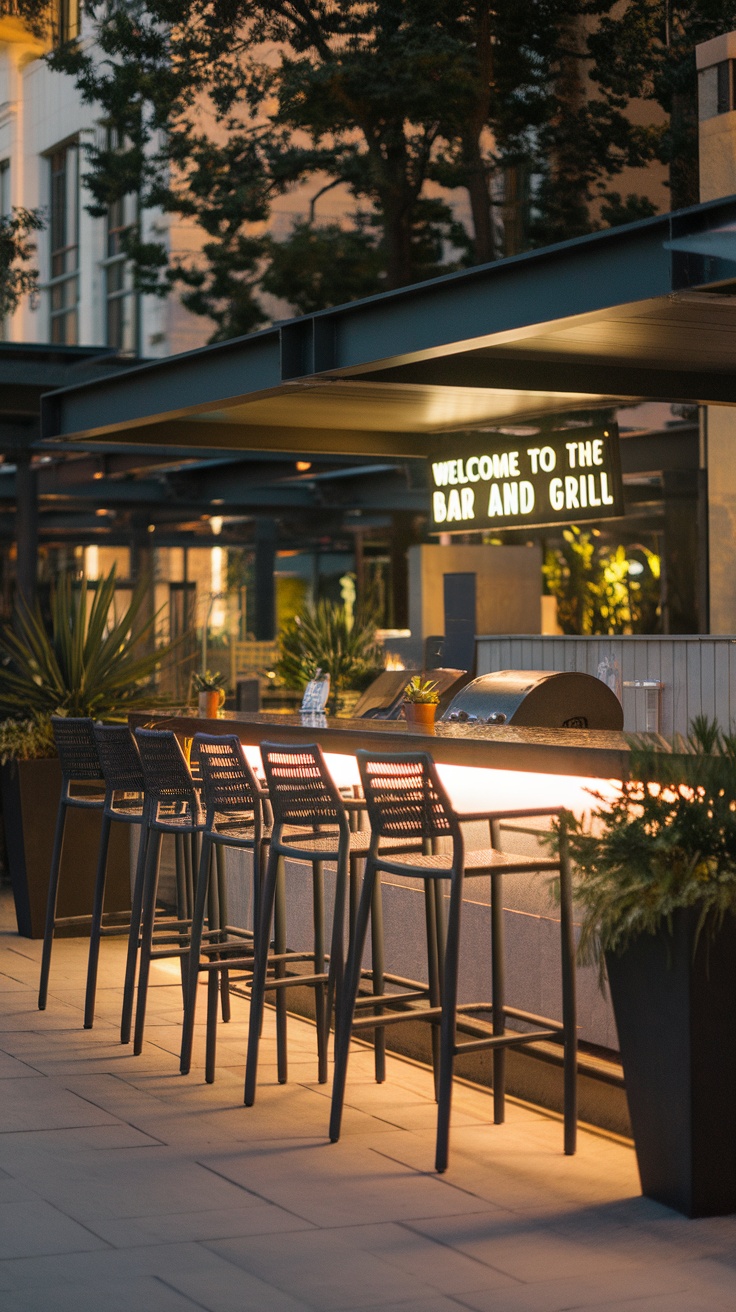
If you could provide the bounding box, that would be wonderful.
[402,676,440,731]
[561,716,736,1217]
[276,600,383,714]
[0,568,171,937]
[192,669,227,718]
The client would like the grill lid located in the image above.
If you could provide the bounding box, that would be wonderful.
[441,669,623,730]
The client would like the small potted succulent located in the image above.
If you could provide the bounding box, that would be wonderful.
[193,669,227,718]
[402,676,440,731]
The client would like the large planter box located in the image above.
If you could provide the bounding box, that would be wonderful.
[1,758,131,939]
[606,909,736,1218]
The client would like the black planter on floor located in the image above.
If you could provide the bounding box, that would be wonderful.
[1,758,130,938]
[606,908,736,1218]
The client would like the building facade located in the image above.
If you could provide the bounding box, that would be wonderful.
[0,1,210,356]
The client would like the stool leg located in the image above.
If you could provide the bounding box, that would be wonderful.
[559,821,577,1155]
[205,966,219,1083]
[121,820,149,1044]
[215,843,231,1023]
[312,859,328,1084]
[38,801,68,1011]
[326,845,348,1032]
[133,830,163,1055]
[491,867,505,1125]
[329,860,376,1143]
[274,854,288,1084]
[180,834,212,1075]
[370,871,386,1084]
[83,811,113,1029]
[436,868,464,1173]
[244,849,281,1106]
[424,878,442,1100]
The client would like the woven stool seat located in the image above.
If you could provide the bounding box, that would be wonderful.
[379,846,560,876]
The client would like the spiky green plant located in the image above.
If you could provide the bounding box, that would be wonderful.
[554,716,736,984]
[403,676,440,705]
[277,601,383,709]
[0,568,170,721]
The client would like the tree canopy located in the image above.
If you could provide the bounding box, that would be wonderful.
[13,0,736,339]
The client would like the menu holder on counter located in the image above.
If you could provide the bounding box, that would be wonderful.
[301,669,331,714]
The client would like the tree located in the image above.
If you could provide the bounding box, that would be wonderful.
[0,209,44,322]
[25,0,716,337]
[587,0,736,209]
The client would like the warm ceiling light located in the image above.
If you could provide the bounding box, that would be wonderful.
[147,524,155,533]
[295,461,312,472]
[93,471,104,481]
[210,515,223,536]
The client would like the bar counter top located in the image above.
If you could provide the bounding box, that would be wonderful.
[129,710,631,780]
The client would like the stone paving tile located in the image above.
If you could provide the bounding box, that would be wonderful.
[0,1198,108,1261]
[202,1138,497,1229]
[0,1075,120,1132]
[0,1274,206,1312]
[2,894,736,1312]
[206,1227,459,1310]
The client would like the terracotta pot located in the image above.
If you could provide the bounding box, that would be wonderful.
[198,688,225,718]
[402,701,437,732]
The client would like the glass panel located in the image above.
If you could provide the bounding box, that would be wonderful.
[48,140,79,344]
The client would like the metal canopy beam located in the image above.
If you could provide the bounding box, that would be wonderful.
[40,195,736,455]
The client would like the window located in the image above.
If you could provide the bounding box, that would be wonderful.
[716,60,736,114]
[104,191,138,354]
[48,141,79,344]
[0,160,9,219]
[52,0,80,45]
[0,159,10,341]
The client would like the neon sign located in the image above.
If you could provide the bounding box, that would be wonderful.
[428,424,624,533]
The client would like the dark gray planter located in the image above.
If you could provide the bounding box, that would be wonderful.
[1,758,130,939]
[606,908,736,1218]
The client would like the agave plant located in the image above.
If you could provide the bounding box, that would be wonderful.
[277,600,383,709]
[0,568,170,721]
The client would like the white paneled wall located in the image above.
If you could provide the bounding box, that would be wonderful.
[476,635,736,736]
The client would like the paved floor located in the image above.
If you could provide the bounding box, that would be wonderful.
[0,889,735,1311]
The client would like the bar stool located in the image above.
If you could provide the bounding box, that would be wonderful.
[329,749,577,1173]
[83,724,147,1029]
[244,741,422,1107]
[38,717,108,1011]
[124,728,210,1054]
[179,733,270,1083]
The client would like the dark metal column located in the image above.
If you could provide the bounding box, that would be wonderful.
[15,451,38,609]
[254,518,277,640]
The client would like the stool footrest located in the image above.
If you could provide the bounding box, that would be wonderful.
[263,972,328,990]
[352,1004,442,1031]
[354,988,428,1009]
[455,1028,560,1055]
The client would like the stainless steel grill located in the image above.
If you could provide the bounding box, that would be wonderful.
[441,669,624,730]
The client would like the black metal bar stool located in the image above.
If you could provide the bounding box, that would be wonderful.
[244,741,421,1107]
[329,749,577,1173]
[123,728,210,1054]
[179,733,271,1083]
[83,724,148,1029]
[88,724,193,1032]
[38,717,108,1011]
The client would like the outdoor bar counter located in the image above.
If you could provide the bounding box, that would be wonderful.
[130,708,630,1134]
[130,708,630,780]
